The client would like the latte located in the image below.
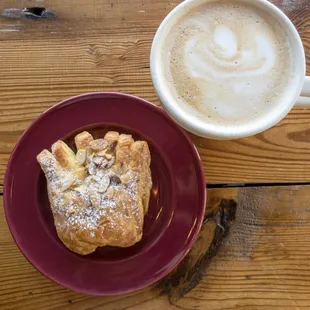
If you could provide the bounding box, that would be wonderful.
[161,0,294,126]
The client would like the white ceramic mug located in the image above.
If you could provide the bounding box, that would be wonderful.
[150,0,310,140]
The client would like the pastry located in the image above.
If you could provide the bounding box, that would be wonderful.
[37,131,152,255]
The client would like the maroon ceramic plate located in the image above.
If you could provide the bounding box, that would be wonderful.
[4,92,206,295]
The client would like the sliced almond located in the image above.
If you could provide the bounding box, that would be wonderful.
[68,206,75,214]
[97,150,106,157]
[120,173,130,184]
[105,153,112,160]
[84,175,95,185]
[71,190,88,208]
[58,173,74,192]
[89,188,101,208]
[94,175,102,183]
[90,139,108,151]
[88,162,96,175]
[96,169,105,178]
[89,180,99,190]
[85,151,94,164]
[72,167,87,186]
[106,186,114,199]
[98,175,110,193]
[76,149,87,164]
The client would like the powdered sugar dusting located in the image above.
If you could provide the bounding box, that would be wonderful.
[37,131,152,254]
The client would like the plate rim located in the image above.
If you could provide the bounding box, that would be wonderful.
[3,92,207,295]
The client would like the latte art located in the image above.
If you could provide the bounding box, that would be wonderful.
[162,1,294,125]
[186,26,276,79]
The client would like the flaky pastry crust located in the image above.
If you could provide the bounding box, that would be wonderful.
[37,131,152,255]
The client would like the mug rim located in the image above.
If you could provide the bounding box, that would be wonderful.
[150,0,306,140]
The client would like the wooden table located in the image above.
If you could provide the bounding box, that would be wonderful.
[1,0,310,309]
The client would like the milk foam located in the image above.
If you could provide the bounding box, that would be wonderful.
[163,1,293,125]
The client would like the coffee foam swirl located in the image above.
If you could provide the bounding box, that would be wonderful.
[186,25,276,79]
[163,1,293,125]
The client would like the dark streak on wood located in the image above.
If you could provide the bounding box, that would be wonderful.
[155,199,237,302]
[1,8,55,20]
[208,181,310,188]
[287,128,310,142]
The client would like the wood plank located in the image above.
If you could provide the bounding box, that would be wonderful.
[2,185,310,309]
[0,1,310,186]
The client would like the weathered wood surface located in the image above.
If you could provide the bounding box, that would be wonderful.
[2,1,310,310]
[0,0,310,186]
[2,186,310,310]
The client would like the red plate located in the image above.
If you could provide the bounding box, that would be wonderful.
[4,93,206,295]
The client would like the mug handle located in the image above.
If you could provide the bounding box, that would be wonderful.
[295,76,310,106]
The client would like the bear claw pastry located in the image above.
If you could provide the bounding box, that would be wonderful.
[37,131,152,255]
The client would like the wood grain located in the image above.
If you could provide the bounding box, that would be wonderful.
[0,0,310,186]
[2,185,310,309]
[2,0,310,309]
